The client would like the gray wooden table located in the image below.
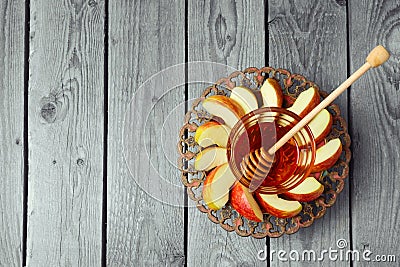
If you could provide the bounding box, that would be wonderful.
[1,0,399,266]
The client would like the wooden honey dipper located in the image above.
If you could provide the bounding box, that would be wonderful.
[244,45,390,192]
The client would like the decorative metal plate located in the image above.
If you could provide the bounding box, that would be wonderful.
[178,67,351,238]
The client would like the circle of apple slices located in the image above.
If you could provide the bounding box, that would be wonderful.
[195,79,343,221]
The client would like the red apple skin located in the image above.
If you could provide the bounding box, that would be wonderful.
[230,184,263,222]
[282,186,324,202]
[211,116,225,125]
[316,139,327,149]
[311,143,342,173]
[313,113,333,144]
[255,193,302,218]
[283,95,296,108]
[311,172,322,180]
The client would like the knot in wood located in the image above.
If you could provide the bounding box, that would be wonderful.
[40,102,57,123]
[88,0,97,7]
[77,158,85,166]
[335,0,346,6]
[151,96,159,103]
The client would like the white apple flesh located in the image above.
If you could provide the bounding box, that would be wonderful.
[230,86,259,114]
[195,121,231,148]
[202,95,246,128]
[287,87,320,118]
[311,138,342,172]
[308,109,333,144]
[202,163,237,210]
[260,78,283,108]
[282,177,324,202]
[194,146,227,171]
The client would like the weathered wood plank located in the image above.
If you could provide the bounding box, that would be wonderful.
[187,1,267,266]
[107,0,185,265]
[0,0,25,266]
[27,1,104,266]
[268,1,350,265]
[349,0,400,265]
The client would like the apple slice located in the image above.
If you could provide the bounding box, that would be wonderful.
[287,87,320,118]
[195,121,231,148]
[260,78,283,108]
[308,109,333,144]
[230,183,263,222]
[311,138,342,173]
[255,194,302,218]
[282,177,324,202]
[230,86,259,114]
[194,147,227,171]
[202,95,246,128]
[202,163,237,210]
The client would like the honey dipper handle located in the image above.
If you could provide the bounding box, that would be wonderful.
[268,45,390,155]
[366,45,390,67]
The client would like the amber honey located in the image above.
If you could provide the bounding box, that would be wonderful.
[227,107,315,194]
[231,121,299,187]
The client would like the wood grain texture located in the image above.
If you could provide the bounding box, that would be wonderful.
[27,1,104,266]
[187,1,267,266]
[0,1,25,266]
[107,1,185,266]
[349,0,400,265]
[268,1,350,265]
